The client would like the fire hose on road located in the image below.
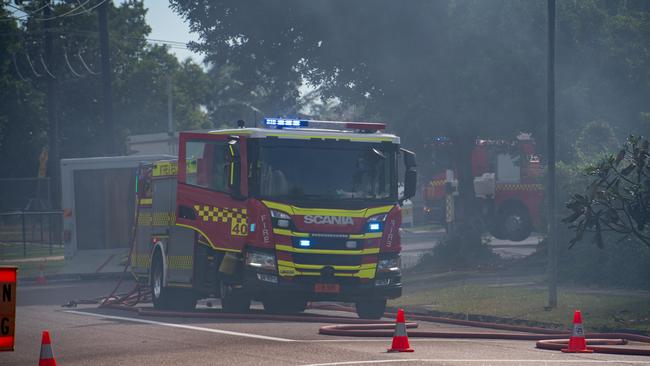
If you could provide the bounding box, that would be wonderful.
[71,172,650,357]
[85,286,650,357]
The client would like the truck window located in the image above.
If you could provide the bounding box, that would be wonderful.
[496,153,521,183]
[251,139,396,203]
[185,140,230,192]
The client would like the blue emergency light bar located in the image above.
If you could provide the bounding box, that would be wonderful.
[264,118,308,127]
[263,118,386,132]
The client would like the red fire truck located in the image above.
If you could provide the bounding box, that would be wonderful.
[132,118,416,319]
[422,134,543,241]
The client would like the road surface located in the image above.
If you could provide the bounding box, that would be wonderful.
[2,279,648,366]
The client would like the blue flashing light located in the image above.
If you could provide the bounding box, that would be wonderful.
[368,223,381,232]
[264,118,308,129]
[299,239,311,247]
[250,223,256,233]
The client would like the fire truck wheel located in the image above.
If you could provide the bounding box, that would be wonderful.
[219,282,251,313]
[355,298,387,319]
[262,298,307,314]
[150,254,198,311]
[498,205,532,242]
[150,254,172,310]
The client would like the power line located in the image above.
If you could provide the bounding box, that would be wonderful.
[1,0,106,22]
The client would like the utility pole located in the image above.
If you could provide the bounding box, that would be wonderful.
[546,0,558,309]
[43,0,60,209]
[167,74,175,154]
[98,0,116,155]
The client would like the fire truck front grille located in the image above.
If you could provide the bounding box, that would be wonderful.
[292,276,361,285]
[291,253,362,266]
[291,237,364,251]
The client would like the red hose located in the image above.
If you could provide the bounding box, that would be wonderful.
[88,167,650,356]
[317,317,650,356]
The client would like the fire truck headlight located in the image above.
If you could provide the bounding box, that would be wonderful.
[270,209,291,219]
[367,214,387,232]
[368,214,387,222]
[245,251,277,271]
[377,257,400,272]
[270,209,293,229]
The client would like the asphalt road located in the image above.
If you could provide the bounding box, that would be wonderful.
[2,279,649,365]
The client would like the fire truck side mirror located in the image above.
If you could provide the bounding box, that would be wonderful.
[226,139,245,200]
[402,148,416,169]
[401,149,417,202]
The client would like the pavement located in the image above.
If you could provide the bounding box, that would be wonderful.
[2,279,650,365]
[3,228,540,280]
[57,248,129,275]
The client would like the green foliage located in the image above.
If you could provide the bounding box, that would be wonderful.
[416,232,499,271]
[574,120,619,164]
[564,135,650,247]
[172,1,650,251]
[0,6,45,178]
[0,1,210,176]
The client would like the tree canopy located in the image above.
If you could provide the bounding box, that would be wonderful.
[172,0,650,248]
[0,0,211,177]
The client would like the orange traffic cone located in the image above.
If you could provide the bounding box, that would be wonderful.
[561,310,593,353]
[387,308,414,353]
[39,330,57,366]
[37,262,47,285]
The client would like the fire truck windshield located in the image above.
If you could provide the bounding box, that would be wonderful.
[250,139,397,205]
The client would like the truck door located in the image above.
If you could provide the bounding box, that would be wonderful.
[175,133,249,254]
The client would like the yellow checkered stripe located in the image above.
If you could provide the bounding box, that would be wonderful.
[430,179,445,187]
[277,260,376,279]
[166,255,193,270]
[137,212,176,226]
[194,205,248,224]
[132,254,151,268]
[496,183,543,191]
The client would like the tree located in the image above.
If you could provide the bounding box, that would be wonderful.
[171,0,650,252]
[0,5,46,178]
[0,0,211,178]
[171,0,545,250]
[564,135,650,247]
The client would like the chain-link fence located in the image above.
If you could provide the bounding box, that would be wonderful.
[0,211,63,259]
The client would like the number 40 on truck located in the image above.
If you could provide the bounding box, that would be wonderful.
[131,118,417,319]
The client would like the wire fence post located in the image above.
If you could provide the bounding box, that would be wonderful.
[48,213,53,255]
[40,212,44,245]
[22,211,26,258]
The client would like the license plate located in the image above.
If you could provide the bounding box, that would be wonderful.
[314,283,340,293]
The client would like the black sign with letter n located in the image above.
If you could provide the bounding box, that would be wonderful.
[0,266,17,352]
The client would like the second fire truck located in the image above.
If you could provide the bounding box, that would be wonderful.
[131,118,416,319]
[422,134,543,241]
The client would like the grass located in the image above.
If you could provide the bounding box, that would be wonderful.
[390,285,650,333]
[1,259,66,278]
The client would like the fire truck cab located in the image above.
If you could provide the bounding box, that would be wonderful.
[423,134,543,241]
[132,118,416,319]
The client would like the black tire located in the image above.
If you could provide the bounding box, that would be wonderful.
[497,205,532,242]
[220,282,251,313]
[262,297,307,315]
[355,298,387,319]
[151,254,171,310]
[150,254,197,311]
